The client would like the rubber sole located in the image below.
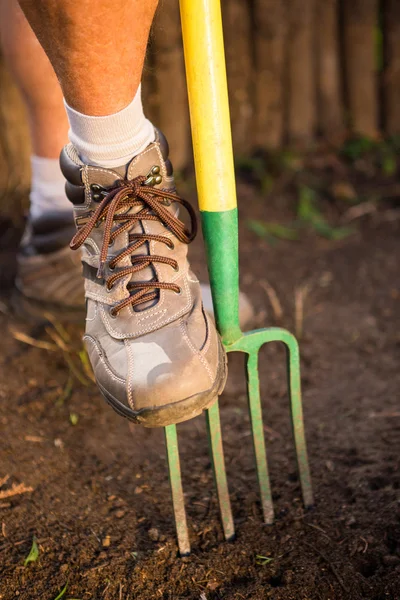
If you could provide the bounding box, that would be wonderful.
[98,339,228,428]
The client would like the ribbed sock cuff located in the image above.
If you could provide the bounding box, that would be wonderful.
[64,85,155,168]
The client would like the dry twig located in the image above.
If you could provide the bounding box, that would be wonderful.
[0,483,33,500]
[0,475,10,488]
[10,328,57,352]
[260,280,283,323]
[294,283,311,339]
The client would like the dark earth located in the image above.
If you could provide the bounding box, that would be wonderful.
[0,163,399,599]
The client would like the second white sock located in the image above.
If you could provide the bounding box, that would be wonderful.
[64,85,155,168]
[30,155,72,220]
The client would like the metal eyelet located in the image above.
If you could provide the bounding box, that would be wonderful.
[173,264,179,272]
[168,241,175,250]
[109,263,115,272]
[144,165,163,187]
[175,287,182,296]
[91,183,108,202]
[109,307,117,319]
[106,283,114,293]
[108,239,115,247]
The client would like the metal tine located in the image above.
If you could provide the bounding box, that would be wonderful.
[245,352,274,524]
[284,335,314,508]
[164,424,190,556]
[205,400,235,541]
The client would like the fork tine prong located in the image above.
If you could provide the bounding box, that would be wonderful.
[284,334,314,508]
[206,400,235,541]
[246,352,274,524]
[164,424,190,556]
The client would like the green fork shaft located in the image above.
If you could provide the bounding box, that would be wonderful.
[180,0,241,345]
[164,425,190,556]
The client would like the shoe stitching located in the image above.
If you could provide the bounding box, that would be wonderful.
[125,338,135,409]
[179,320,213,383]
[99,275,191,338]
[201,309,212,355]
[83,335,126,385]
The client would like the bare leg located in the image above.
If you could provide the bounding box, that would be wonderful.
[0,0,68,158]
[17,0,159,115]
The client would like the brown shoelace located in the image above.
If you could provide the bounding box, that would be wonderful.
[70,176,197,316]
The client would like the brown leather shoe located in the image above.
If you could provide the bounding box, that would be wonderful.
[60,131,227,427]
[15,211,84,320]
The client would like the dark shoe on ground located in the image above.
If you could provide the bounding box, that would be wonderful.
[60,130,227,427]
[15,211,84,321]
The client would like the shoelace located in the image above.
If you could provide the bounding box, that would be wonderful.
[70,176,197,316]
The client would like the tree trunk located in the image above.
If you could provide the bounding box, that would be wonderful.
[383,0,400,135]
[342,0,379,137]
[287,0,316,145]
[151,0,189,171]
[0,55,31,216]
[253,0,286,149]
[316,0,344,142]
[222,0,253,155]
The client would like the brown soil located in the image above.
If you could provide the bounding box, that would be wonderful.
[0,183,399,600]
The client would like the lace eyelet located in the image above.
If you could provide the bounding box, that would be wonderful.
[109,263,115,272]
[175,287,182,296]
[109,307,117,319]
[108,239,115,247]
[173,264,179,272]
[106,284,114,293]
[168,241,175,250]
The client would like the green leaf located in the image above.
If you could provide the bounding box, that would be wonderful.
[263,222,300,241]
[247,220,299,242]
[341,136,376,161]
[78,349,95,382]
[297,186,319,222]
[312,219,355,240]
[381,153,397,176]
[246,220,275,245]
[256,554,274,566]
[56,374,73,407]
[69,413,79,426]
[53,583,68,600]
[24,536,39,566]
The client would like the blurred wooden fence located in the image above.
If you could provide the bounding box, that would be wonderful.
[1,0,400,207]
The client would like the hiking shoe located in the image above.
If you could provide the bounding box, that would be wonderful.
[15,211,84,320]
[60,130,227,427]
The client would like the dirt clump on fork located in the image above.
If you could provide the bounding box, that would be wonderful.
[0,183,399,600]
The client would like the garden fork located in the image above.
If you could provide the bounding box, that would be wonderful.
[164,0,314,556]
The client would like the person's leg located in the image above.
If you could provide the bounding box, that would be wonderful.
[17,0,158,116]
[11,0,227,427]
[0,0,68,158]
[17,0,157,167]
[0,0,71,221]
[0,0,83,314]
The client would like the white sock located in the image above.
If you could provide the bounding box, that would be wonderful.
[30,155,72,220]
[64,85,155,168]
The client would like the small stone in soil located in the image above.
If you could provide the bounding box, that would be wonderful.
[382,555,400,567]
[148,528,159,542]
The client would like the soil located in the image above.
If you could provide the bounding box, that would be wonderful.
[0,180,399,600]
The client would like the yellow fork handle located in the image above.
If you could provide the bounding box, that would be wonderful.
[179,0,237,213]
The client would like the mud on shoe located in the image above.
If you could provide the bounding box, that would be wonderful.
[60,130,227,427]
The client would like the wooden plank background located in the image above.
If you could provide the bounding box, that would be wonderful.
[0,0,399,211]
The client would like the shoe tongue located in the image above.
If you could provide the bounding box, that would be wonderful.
[114,142,176,311]
[84,139,177,311]
[125,142,164,183]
